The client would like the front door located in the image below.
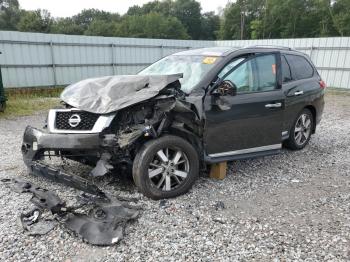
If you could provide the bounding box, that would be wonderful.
[204,53,285,157]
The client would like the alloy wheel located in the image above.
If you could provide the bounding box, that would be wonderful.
[148,147,190,191]
[294,113,312,146]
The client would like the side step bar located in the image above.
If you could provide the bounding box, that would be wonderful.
[30,161,107,199]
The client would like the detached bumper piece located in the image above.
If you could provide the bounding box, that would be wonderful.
[21,125,109,197]
[30,161,106,198]
[1,178,140,246]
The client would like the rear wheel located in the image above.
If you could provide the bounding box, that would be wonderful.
[132,135,199,199]
[285,108,313,150]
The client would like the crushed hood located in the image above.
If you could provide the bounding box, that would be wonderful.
[60,74,183,114]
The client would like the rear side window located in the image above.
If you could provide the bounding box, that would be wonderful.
[281,55,292,83]
[285,54,314,80]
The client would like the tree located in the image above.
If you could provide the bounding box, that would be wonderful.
[116,12,189,39]
[128,0,173,16]
[72,9,120,31]
[3,0,350,40]
[50,18,84,35]
[200,12,220,40]
[17,9,53,33]
[85,19,119,37]
[0,0,20,30]
[126,5,144,16]
[126,0,203,39]
[220,0,341,40]
[172,0,202,39]
[218,2,242,39]
[219,0,267,40]
[332,0,350,36]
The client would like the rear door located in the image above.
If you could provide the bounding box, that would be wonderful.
[203,52,285,157]
[282,54,320,134]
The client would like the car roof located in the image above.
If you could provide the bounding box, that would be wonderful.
[173,47,237,57]
[173,45,304,57]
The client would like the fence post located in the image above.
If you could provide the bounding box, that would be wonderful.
[111,43,116,75]
[160,45,164,58]
[50,41,57,87]
[309,46,314,60]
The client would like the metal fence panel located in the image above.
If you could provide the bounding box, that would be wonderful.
[0,31,350,89]
[0,31,213,88]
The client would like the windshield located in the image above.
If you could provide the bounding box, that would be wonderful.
[139,55,221,93]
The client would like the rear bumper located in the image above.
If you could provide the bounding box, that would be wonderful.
[22,126,101,166]
[315,91,325,126]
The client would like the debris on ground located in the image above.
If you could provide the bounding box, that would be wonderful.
[20,209,57,236]
[1,178,141,246]
[1,93,350,260]
[213,200,226,210]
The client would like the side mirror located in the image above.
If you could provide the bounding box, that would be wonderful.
[212,80,237,96]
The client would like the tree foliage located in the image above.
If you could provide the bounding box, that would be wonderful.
[332,0,350,36]
[200,12,220,40]
[219,0,345,40]
[0,0,20,30]
[17,9,52,33]
[126,0,204,39]
[1,0,350,40]
[116,12,189,39]
[50,18,84,35]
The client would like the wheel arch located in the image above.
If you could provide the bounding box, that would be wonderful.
[167,127,204,159]
[304,105,317,133]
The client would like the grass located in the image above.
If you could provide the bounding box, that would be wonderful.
[325,87,350,96]
[0,87,63,119]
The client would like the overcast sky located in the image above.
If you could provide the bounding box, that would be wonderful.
[18,0,231,18]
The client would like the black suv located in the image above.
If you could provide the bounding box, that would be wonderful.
[22,46,325,199]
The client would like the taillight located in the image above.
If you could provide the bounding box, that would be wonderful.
[319,80,326,89]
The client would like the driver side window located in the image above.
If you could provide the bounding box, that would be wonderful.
[219,54,277,93]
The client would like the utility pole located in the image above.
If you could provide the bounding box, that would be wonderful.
[240,1,245,40]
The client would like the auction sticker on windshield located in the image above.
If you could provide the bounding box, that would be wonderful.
[202,57,217,64]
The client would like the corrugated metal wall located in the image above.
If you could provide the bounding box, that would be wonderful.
[0,31,212,88]
[0,31,349,89]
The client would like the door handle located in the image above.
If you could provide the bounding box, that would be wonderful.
[294,90,304,96]
[265,102,282,108]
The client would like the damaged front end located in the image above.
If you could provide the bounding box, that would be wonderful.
[21,74,204,195]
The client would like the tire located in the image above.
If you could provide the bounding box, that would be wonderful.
[132,135,199,200]
[285,108,314,150]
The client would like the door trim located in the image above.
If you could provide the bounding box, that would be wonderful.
[208,144,282,158]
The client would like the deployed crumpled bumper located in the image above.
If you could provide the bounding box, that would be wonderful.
[21,126,109,197]
[21,125,101,166]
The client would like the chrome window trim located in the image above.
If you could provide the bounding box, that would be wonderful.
[48,108,115,134]
[208,144,281,158]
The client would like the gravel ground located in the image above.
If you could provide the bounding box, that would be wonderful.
[0,92,350,261]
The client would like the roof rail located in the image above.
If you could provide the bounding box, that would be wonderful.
[246,45,294,50]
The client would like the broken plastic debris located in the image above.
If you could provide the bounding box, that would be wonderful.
[90,153,114,177]
[65,203,139,246]
[2,178,141,246]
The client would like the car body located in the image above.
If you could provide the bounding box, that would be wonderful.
[22,46,325,199]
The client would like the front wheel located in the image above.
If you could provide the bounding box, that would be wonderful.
[132,135,199,200]
[285,108,314,150]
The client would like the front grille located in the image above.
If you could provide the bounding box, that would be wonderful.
[55,111,99,130]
